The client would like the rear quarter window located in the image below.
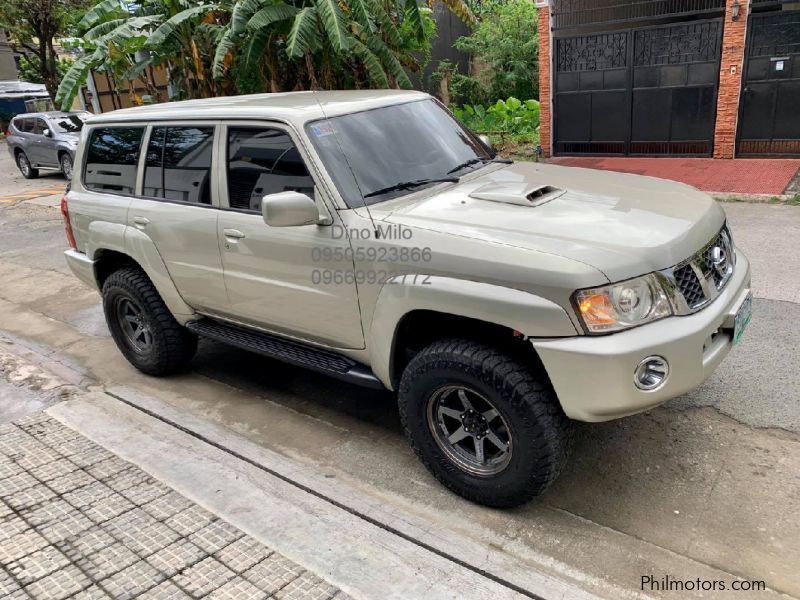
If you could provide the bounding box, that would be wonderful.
[83,126,145,195]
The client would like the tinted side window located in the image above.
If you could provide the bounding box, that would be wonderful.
[11,118,24,133]
[84,127,144,194]
[32,119,45,135]
[144,126,213,205]
[22,119,34,133]
[227,127,314,212]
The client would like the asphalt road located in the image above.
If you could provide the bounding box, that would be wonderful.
[1,149,799,598]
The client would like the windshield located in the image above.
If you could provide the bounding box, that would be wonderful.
[306,99,491,207]
[50,114,88,133]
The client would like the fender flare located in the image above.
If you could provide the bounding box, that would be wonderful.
[369,276,577,389]
[90,223,196,322]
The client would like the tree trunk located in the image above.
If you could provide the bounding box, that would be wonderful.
[43,49,60,102]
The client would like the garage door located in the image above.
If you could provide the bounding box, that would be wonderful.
[737,9,800,156]
[553,19,723,156]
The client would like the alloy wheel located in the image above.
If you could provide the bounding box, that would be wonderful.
[61,155,73,180]
[17,154,30,177]
[426,385,513,476]
[116,297,153,354]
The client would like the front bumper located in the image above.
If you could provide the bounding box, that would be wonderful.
[533,250,751,422]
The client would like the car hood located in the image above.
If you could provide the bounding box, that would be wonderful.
[375,161,726,282]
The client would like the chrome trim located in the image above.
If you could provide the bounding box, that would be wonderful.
[633,355,670,391]
[659,225,735,316]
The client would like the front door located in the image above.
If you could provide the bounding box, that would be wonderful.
[127,123,228,313]
[216,123,364,349]
[29,117,56,166]
[737,9,800,156]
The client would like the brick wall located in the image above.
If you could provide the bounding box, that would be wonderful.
[537,6,552,157]
[713,0,749,159]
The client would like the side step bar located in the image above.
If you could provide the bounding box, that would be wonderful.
[186,319,385,390]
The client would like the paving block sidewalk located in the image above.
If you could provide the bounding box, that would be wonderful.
[0,413,350,600]
[549,156,800,195]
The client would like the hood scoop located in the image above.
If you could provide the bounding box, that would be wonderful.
[468,181,566,207]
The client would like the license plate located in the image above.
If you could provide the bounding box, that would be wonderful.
[734,292,752,345]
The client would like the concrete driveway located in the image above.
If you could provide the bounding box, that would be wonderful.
[1,148,798,598]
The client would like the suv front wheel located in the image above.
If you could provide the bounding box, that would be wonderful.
[399,339,572,508]
[102,268,197,376]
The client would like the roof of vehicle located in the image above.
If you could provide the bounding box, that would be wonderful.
[86,90,430,127]
[13,111,90,120]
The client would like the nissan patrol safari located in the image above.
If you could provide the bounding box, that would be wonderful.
[62,90,752,507]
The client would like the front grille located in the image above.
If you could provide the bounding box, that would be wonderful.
[664,226,734,315]
[673,264,706,308]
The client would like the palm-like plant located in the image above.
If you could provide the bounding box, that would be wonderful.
[213,0,447,91]
[57,0,476,108]
[57,0,229,108]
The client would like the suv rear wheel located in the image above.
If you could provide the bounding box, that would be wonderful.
[60,153,74,180]
[16,151,39,179]
[102,267,197,376]
[398,339,572,508]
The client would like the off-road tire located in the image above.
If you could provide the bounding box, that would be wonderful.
[398,339,572,508]
[102,267,197,376]
[16,151,39,179]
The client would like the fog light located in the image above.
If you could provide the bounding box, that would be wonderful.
[634,356,669,390]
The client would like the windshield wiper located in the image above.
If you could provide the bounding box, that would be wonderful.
[363,177,459,199]
[446,156,514,175]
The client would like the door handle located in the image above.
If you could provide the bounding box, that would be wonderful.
[223,228,245,239]
[133,216,150,227]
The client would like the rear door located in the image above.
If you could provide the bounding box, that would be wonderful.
[127,123,228,313]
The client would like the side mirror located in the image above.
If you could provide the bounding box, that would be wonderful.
[261,191,320,227]
[478,134,496,157]
[43,128,52,138]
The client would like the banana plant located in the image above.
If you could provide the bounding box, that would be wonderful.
[56,0,230,109]
[212,0,474,90]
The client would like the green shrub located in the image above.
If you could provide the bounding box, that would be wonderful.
[454,97,540,136]
[451,0,538,105]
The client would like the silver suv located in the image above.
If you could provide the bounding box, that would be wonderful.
[6,111,91,180]
[61,91,752,507]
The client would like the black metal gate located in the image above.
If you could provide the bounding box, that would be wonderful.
[553,19,723,155]
[737,9,800,156]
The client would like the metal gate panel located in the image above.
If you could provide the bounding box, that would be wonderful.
[630,20,722,155]
[553,18,722,156]
[737,10,800,156]
[554,32,630,154]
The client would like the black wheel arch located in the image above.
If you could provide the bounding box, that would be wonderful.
[94,249,142,289]
[389,310,546,389]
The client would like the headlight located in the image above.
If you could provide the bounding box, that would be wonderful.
[573,274,672,334]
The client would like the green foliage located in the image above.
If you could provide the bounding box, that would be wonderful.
[18,56,75,84]
[451,0,538,105]
[146,5,217,47]
[453,97,540,136]
[0,0,93,99]
[215,0,443,91]
[58,0,468,108]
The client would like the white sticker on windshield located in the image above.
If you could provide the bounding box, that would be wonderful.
[310,122,335,137]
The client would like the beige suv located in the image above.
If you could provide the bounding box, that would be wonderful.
[62,90,752,507]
